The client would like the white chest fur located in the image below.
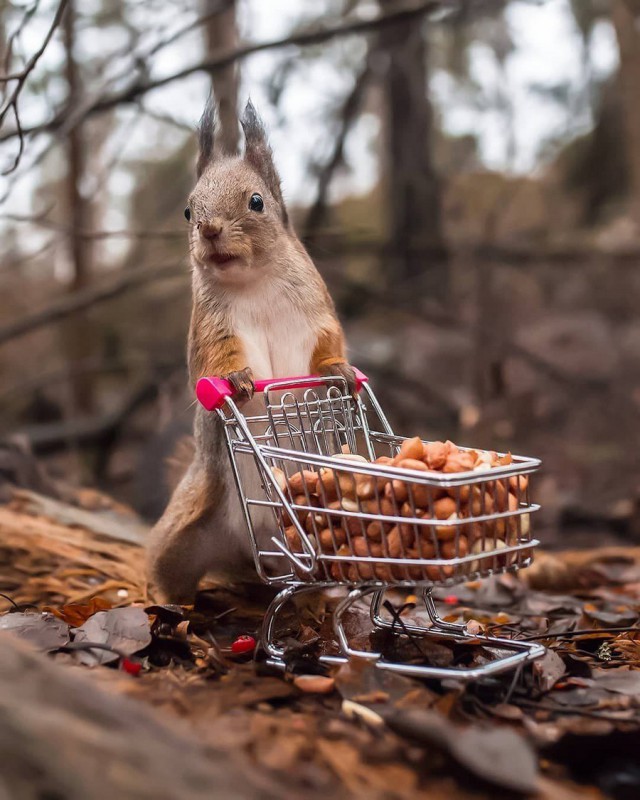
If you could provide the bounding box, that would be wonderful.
[221,278,317,562]
[228,278,316,381]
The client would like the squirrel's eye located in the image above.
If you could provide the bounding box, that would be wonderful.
[249,193,264,212]
[184,207,191,222]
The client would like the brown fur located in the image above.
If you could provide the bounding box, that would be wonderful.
[188,308,246,382]
[311,320,349,373]
[147,100,353,601]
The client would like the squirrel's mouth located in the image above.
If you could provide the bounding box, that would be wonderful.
[205,251,240,268]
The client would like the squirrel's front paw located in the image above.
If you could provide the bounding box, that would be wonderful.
[226,367,255,400]
[319,362,358,398]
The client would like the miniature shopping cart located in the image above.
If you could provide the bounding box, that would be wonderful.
[196,369,545,680]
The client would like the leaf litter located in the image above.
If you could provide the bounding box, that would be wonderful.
[3,493,640,797]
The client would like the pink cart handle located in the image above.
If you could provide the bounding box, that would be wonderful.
[196,368,368,411]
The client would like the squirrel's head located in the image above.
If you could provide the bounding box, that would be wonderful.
[186,97,289,283]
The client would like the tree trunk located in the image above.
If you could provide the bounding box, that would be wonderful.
[611,0,640,228]
[377,0,447,300]
[204,0,240,154]
[62,1,95,414]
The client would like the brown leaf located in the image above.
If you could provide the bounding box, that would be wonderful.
[316,737,419,797]
[73,607,152,665]
[46,597,112,627]
[592,668,640,695]
[535,649,567,692]
[550,688,602,707]
[583,606,639,626]
[385,708,538,794]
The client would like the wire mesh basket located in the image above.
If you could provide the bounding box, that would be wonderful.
[197,370,545,679]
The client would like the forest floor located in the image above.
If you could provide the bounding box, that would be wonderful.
[1,485,640,800]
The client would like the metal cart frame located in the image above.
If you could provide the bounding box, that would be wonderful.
[196,370,545,680]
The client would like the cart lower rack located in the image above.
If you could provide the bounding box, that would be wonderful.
[197,369,545,680]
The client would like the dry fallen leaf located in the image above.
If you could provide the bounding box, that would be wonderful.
[0,611,69,651]
[591,668,640,695]
[73,607,152,665]
[535,649,567,692]
[46,597,112,627]
[385,708,538,795]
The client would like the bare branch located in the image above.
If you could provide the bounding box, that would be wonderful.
[0,0,68,88]
[0,262,186,347]
[4,102,25,175]
[95,0,444,112]
[19,382,160,453]
[136,103,193,132]
[0,238,56,275]
[67,0,236,129]
[0,0,68,174]
[2,1,41,83]
[1,212,186,239]
[0,354,183,405]
[304,61,374,240]
[0,0,446,144]
[144,0,235,60]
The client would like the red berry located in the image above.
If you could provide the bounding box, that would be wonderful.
[443,595,459,605]
[230,634,256,655]
[121,657,142,676]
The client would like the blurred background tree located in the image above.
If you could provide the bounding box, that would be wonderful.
[1,0,639,543]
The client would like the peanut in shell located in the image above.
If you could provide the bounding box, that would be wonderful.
[396,436,424,462]
[443,451,475,473]
[423,440,448,470]
[284,526,303,553]
[316,468,338,502]
[270,466,287,493]
[288,469,319,495]
[433,496,457,520]
[508,474,529,493]
[318,527,347,552]
[440,535,469,560]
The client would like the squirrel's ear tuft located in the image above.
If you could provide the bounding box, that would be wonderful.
[197,93,216,178]
[241,99,288,224]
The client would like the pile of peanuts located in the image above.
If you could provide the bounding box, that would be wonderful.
[270,437,530,583]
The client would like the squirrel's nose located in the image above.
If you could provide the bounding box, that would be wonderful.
[200,219,223,240]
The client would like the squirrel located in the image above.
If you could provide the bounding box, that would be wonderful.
[146,98,355,602]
